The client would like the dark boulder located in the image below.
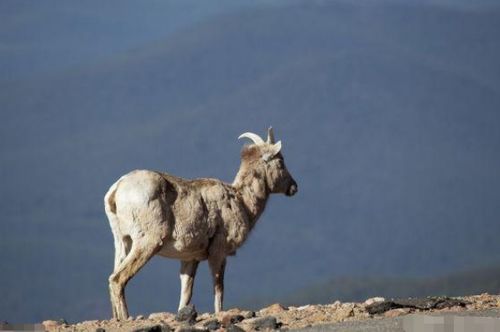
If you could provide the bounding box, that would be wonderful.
[366,296,468,315]
[227,324,246,332]
[202,319,221,330]
[132,324,171,332]
[249,316,280,330]
[176,304,198,325]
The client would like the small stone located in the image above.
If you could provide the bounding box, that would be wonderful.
[384,308,411,318]
[42,320,62,329]
[334,303,355,321]
[175,326,207,332]
[136,315,145,320]
[260,303,287,315]
[364,297,385,306]
[227,324,246,332]
[149,312,175,321]
[240,310,255,319]
[297,305,311,311]
[57,318,68,325]
[243,316,279,330]
[133,325,171,332]
[202,319,220,330]
[197,313,212,320]
[176,304,198,325]
[221,314,244,327]
[216,308,243,318]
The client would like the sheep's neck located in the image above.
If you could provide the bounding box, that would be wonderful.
[233,168,269,226]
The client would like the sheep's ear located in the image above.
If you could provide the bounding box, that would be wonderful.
[262,141,282,162]
[272,141,282,155]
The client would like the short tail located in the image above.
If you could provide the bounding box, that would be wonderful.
[104,181,118,216]
[104,179,128,271]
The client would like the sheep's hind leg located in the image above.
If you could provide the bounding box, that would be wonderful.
[178,260,199,311]
[109,238,160,320]
[209,256,226,313]
[113,234,132,272]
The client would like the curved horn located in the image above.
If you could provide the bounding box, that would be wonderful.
[266,126,275,144]
[238,132,265,145]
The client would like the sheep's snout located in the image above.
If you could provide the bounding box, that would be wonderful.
[286,180,298,196]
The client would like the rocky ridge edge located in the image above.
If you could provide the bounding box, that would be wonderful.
[39,293,500,331]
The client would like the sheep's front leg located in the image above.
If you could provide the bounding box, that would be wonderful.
[178,260,199,311]
[209,256,226,313]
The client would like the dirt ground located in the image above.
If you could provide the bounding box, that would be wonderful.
[40,293,500,331]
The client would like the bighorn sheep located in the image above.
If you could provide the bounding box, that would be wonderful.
[104,127,297,320]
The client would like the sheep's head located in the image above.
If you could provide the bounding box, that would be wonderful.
[238,127,298,196]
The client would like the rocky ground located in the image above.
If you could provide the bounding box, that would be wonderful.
[38,294,499,331]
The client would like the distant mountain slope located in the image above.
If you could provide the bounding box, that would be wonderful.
[1,1,500,323]
[241,265,500,308]
[0,0,276,80]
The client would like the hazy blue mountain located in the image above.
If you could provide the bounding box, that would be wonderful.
[242,265,500,309]
[1,0,500,323]
[1,0,496,81]
[0,0,285,80]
